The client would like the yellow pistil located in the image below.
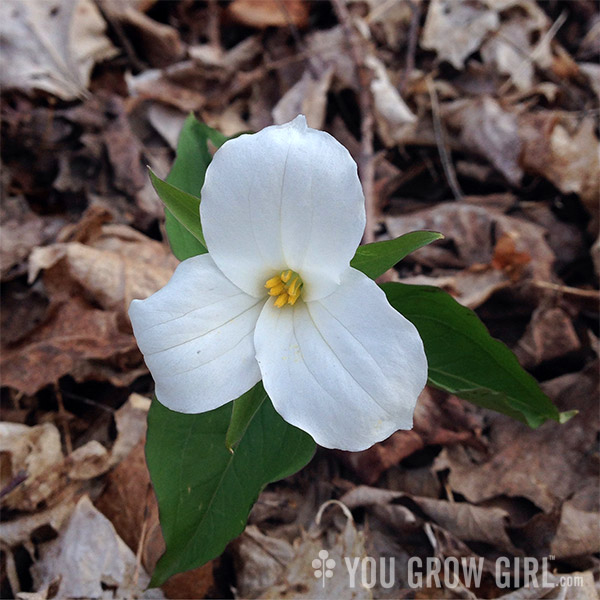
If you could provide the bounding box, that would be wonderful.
[264,269,304,308]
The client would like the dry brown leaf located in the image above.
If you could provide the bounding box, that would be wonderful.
[273,67,334,130]
[592,234,600,278]
[1,297,137,396]
[126,65,208,113]
[580,62,600,98]
[491,232,531,280]
[519,113,600,216]
[227,0,309,29]
[417,499,521,556]
[421,0,499,70]
[96,442,157,568]
[0,423,63,510]
[189,36,262,72]
[66,440,110,481]
[110,393,151,466]
[30,496,152,598]
[232,525,296,597]
[146,104,188,150]
[341,485,521,555]
[29,222,178,324]
[481,19,536,92]
[0,493,79,548]
[515,306,581,368]
[0,0,117,99]
[102,0,184,67]
[517,203,585,271]
[360,0,414,50]
[444,97,523,184]
[0,197,60,282]
[234,504,370,599]
[386,202,555,281]
[339,389,482,484]
[0,422,114,513]
[400,269,512,310]
[305,26,358,90]
[550,500,600,559]
[434,366,599,513]
[365,54,417,147]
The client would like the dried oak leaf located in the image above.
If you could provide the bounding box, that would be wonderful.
[491,232,531,281]
[519,113,600,217]
[386,202,555,280]
[421,0,499,69]
[102,0,184,68]
[0,198,57,282]
[273,67,334,131]
[0,422,63,510]
[29,222,178,325]
[227,0,309,29]
[514,306,581,369]
[341,485,520,556]
[30,496,151,599]
[339,388,483,485]
[0,422,111,512]
[365,54,417,147]
[1,297,137,396]
[0,0,117,100]
[549,484,600,559]
[434,365,598,513]
[443,96,523,185]
[233,511,370,599]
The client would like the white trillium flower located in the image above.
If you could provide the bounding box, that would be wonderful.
[129,115,427,451]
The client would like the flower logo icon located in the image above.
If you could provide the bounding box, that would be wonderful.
[312,549,336,586]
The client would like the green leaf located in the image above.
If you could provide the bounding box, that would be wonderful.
[167,115,214,192]
[225,387,265,452]
[161,115,228,260]
[351,231,444,279]
[150,170,206,249]
[164,210,206,261]
[382,283,571,427]
[146,384,315,586]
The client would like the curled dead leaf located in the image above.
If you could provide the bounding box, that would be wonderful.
[227,0,309,29]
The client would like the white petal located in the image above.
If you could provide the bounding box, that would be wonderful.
[201,115,366,300]
[129,254,263,413]
[254,268,427,451]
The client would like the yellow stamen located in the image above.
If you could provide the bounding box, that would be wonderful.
[268,283,286,296]
[265,276,282,289]
[274,293,289,308]
[287,277,300,297]
[264,269,304,308]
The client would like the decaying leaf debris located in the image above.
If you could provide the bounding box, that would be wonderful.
[1,0,598,598]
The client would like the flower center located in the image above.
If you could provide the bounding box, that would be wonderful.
[264,269,303,308]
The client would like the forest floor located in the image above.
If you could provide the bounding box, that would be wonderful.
[1,0,599,598]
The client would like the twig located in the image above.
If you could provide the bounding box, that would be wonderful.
[0,470,28,498]
[54,384,73,455]
[134,483,154,585]
[207,0,221,49]
[399,0,421,94]
[427,77,464,202]
[331,0,376,244]
[530,280,600,311]
[59,389,115,413]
